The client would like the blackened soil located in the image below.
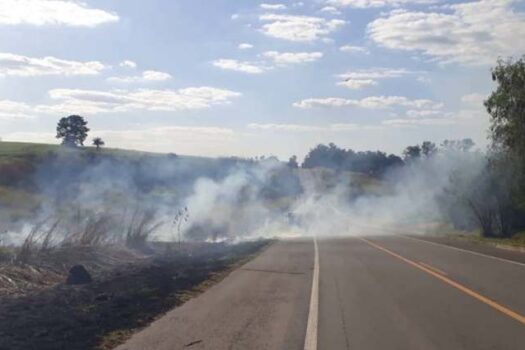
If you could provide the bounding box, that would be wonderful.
[0,241,269,350]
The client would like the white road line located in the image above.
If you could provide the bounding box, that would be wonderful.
[400,235,525,268]
[304,235,319,350]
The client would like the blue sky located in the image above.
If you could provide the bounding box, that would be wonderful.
[0,0,524,159]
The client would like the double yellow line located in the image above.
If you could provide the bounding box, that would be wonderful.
[360,237,525,326]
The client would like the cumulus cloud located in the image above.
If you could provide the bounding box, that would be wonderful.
[259,13,345,42]
[382,118,457,126]
[367,0,525,65]
[0,87,241,117]
[260,3,287,10]
[337,68,410,89]
[320,6,342,15]
[0,100,36,119]
[119,60,137,69]
[262,51,323,65]
[212,59,268,74]
[0,53,106,77]
[238,43,254,50]
[46,87,241,113]
[247,123,379,132]
[107,70,172,83]
[327,0,438,8]
[0,0,119,26]
[293,95,442,109]
[339,45,369,54]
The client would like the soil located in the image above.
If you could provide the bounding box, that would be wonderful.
[0,240,270,350]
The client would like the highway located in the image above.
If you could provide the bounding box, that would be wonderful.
[116,236,525,350]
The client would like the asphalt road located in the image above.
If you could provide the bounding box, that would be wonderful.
[116,236,525,350]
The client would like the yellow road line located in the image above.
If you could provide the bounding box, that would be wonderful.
[419,262,448,276]
[359,237,525,326]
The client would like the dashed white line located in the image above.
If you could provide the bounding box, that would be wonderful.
[304,235,319,350]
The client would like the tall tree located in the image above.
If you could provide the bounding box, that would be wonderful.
[56,115,89,147]
[287,155,299,169]
[485,56,525,217]
[485,56,525,157]
[92,137,105,150]
[403,145,421,162]
[421,141,437,157]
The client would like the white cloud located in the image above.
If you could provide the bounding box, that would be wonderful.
[262,51,323,65]
[293,95,442,109]
[461,93,487,108]
[0,100,36,119]
[0,87,241,117]
[320,6,342,15]
[46,87,241,113]
[367,0,525,65]
[248,123,324,132]
[0,53,106,77]
[337,68,410,89]
[142,70,172,81]
[119,60,137,69]
[337,79,377,89]
[327,0,438,8]
[405,109,449,118]
[259,14,345,42]
[212,59,267,74]
[238,43,254,50]
[260,3,287,10]
[0,0,119,27]
[382,118,457,126]
[107,70,172,83]
[247,123,379,132]
[339,45,369,54]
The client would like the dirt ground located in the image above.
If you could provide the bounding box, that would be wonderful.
[0,241,270,350]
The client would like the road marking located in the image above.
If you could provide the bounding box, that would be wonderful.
[419,262,447,276]
[304,236,319,350]
[400,235,525,268]
[348,222,525,268]
[360,237,525,326]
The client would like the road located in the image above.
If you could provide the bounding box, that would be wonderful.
[116,236,525,350]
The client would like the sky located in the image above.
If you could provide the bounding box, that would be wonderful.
[0,0,524,160]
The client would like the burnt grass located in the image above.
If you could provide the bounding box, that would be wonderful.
[0,240,270,350]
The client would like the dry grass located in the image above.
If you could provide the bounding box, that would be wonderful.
[126,209,163,249]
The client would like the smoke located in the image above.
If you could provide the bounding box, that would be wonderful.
[0,145,488,246]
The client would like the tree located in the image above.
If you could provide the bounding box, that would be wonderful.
[56,115,89,147]
[441,139,475,153]
[92,137,105,150]
[287,155,299,169]
[485,56,525,157]
[484,56,525,220]
[403,145,421,162]
[421,141,437,157]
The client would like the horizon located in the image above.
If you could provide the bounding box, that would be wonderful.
[1,0,524,159]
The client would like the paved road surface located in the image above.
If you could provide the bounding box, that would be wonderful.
[116,236,525,350]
